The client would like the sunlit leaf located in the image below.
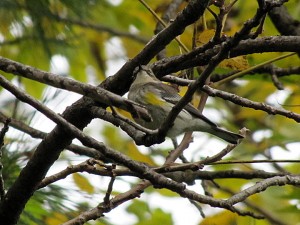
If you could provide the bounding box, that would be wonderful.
[126,141,156,166]
[45,212,68,225]
[200,210,258,225]
[196,29,215,45]
[72,173,95,194]
[219,55,249,70]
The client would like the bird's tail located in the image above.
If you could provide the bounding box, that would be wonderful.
[208,126,243,144]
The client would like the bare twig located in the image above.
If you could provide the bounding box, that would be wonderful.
[202,85,300,122]
[161,75,300,122]
[269,5,300,36]
[89,106,151,145]
[109,106,156,135]
[0,119,10,149]
[227,175,300,205]
[165,133,193,164]
[39,160,98,189]
[211,159,300,165]
[103,164,116,204]
[62,181,150,225]
[41,164,289,187]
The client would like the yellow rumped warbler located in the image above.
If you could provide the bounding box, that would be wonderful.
[128,65,243,144]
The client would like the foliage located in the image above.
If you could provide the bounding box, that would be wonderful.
[0,0,300,225]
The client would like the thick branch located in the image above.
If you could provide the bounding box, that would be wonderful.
[153,36,300,76]
[269,5,300,36]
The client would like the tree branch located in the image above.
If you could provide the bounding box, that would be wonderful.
[227,175,300,205]
[268,5,300,36]
[160,75,300,123]
[0,57,152,123]
[202,85,300,122]
[0,110,104,159]
[153,36,300,76]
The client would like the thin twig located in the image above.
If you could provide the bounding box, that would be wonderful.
[211,159,300,165]
[103,165,116,204]
[109,106,156,135]
[227,175,300,205]
[202,85,300,122]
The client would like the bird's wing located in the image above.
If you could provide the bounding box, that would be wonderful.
[148,82,218,127]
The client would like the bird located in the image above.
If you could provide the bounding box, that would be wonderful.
[128,65,243,144]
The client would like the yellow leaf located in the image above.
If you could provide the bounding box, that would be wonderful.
[72,173,95,194]
[45,212,68,225]
[200,210,237,225]
[236,107,265,121]
[157,188,178,197]
[126,141,156,166]
[196,29,215,46]
[219,55,249,70]
[178,86,188,97]
[200,210,255,225]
